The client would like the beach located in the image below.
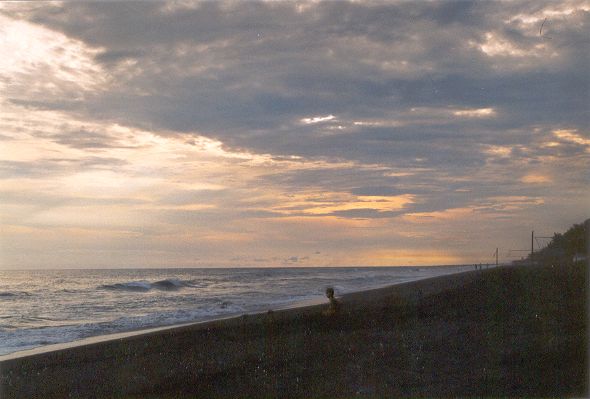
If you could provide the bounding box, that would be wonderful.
[0,263,587,398]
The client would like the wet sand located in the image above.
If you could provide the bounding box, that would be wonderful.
[0,264,587,398]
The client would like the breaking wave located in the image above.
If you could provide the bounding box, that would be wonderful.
[100,278,198,292]
[0,291,32,298]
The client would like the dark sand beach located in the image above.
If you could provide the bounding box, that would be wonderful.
[1,264,587,398]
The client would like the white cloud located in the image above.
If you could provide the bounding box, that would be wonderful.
[553,129,590,150]
[0,13,107,100]
[300,115,336,124]
[453,108,496,118]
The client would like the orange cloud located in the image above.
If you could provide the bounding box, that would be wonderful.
[403,207,474,223]
[521,174,552,184]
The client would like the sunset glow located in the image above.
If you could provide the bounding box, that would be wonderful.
[0,1,588,269]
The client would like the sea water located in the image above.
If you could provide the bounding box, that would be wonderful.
[0,266,474,356]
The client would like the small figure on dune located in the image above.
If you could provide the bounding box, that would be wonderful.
[324,287,340,316]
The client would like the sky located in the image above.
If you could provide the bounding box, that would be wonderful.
[0,0,588,269]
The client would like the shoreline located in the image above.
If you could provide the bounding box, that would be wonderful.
[1,264,586,398]
[0,266,475,362]
[0,296,328,363]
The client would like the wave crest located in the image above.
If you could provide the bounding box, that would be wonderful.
[100,278,197,292]
[0,291,32,297]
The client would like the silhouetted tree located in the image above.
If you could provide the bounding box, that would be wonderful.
[532,219,588,265]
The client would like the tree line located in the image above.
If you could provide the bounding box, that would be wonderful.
[530,219,589,266]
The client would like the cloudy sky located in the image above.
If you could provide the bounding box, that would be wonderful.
[0,1,588,269]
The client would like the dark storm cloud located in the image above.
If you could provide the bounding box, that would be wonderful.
[9,1,584,161]
[261,167,399,191]
[2,1,587,219]
[350,186,409,196]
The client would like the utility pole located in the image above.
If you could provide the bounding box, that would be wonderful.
[531,230,534,264]
[495,248,498,266]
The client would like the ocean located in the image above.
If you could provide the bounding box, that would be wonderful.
[0,266,474,356]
